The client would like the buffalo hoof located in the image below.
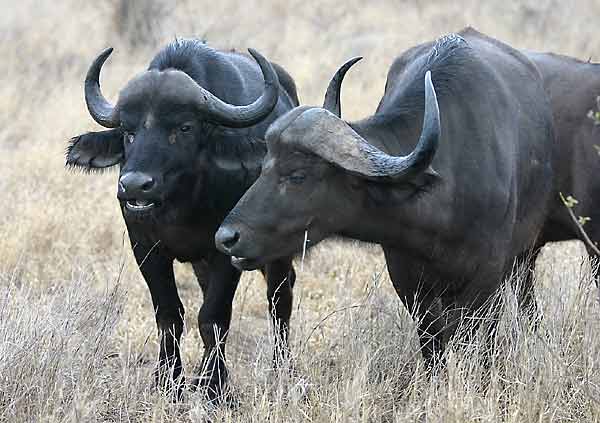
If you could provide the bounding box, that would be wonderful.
[154,366,186,402]
[272,344,292,369]
[190,370,231,405]
[190,355,231,403]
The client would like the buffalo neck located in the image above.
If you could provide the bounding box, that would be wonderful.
[340,111,446,258]
[202,129,267,214]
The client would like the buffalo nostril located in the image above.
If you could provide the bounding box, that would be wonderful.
[119,172,156,195]
[216,227,241,251]
[223,231,240,249]
[140,178,155,192]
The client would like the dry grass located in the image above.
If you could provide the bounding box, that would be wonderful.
[1,0,600,421]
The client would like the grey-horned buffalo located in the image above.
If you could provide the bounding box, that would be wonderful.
[66,39,299,400]
[216,28,558,363]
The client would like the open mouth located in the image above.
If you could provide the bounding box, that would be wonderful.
[231,255,263,271]
[125,199,158,212]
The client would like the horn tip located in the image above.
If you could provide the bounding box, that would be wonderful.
[342,56,363,70]
[424,71,437,100]
[247,48,278,87]
[100,47,114,59]
[247,48,263,60]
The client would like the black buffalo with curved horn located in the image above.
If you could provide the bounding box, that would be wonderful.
[217,28,558,365]
[67,39,300,401]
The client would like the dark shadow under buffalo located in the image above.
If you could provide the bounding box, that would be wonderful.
[216,28,596,365]
[66,39,299,401]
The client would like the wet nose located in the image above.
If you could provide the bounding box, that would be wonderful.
[118,172,156,197]
[215,225,241,253]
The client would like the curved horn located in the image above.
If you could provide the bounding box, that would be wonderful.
[285,71,440,181]
[195,48,280,128]
[374,70,440,179]
[322,56,362,117]
[85,48,120,128]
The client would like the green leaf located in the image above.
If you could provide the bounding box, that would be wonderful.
[563,195,579,208]
[578,216,591,226]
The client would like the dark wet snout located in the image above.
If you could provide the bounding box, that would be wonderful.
[215,223,264,270]
[118,171,157,199]
[215,225,241,254]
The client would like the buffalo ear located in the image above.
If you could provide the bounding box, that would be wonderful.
[66,128,123,171]
[363,166,441,205]
[409,166,440,187]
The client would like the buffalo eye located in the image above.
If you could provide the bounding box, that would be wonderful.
[287,171,306,185]
[124,132,135,144]
[180,125,192,133]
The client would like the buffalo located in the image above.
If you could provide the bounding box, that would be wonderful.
[216,28,558,363]
[66,39,299,400]
[526,50,600,259]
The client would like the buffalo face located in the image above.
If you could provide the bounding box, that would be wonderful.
[216,130,359,270]
[68,71,225,222]
[67,47,279,223]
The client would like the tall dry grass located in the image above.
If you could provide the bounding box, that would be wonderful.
[1,0,600,421]
[1,244,599,421]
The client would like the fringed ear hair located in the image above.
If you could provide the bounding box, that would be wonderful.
[65,129,124,172]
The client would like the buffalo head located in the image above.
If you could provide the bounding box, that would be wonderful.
[67,47,279,222]
[215,61,440,270]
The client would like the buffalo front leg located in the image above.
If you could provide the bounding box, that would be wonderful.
[383,247,445,367]
[406,292,445,366]
[130,238,185,397]
[263,257,296,366]
[193,253,241,401]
